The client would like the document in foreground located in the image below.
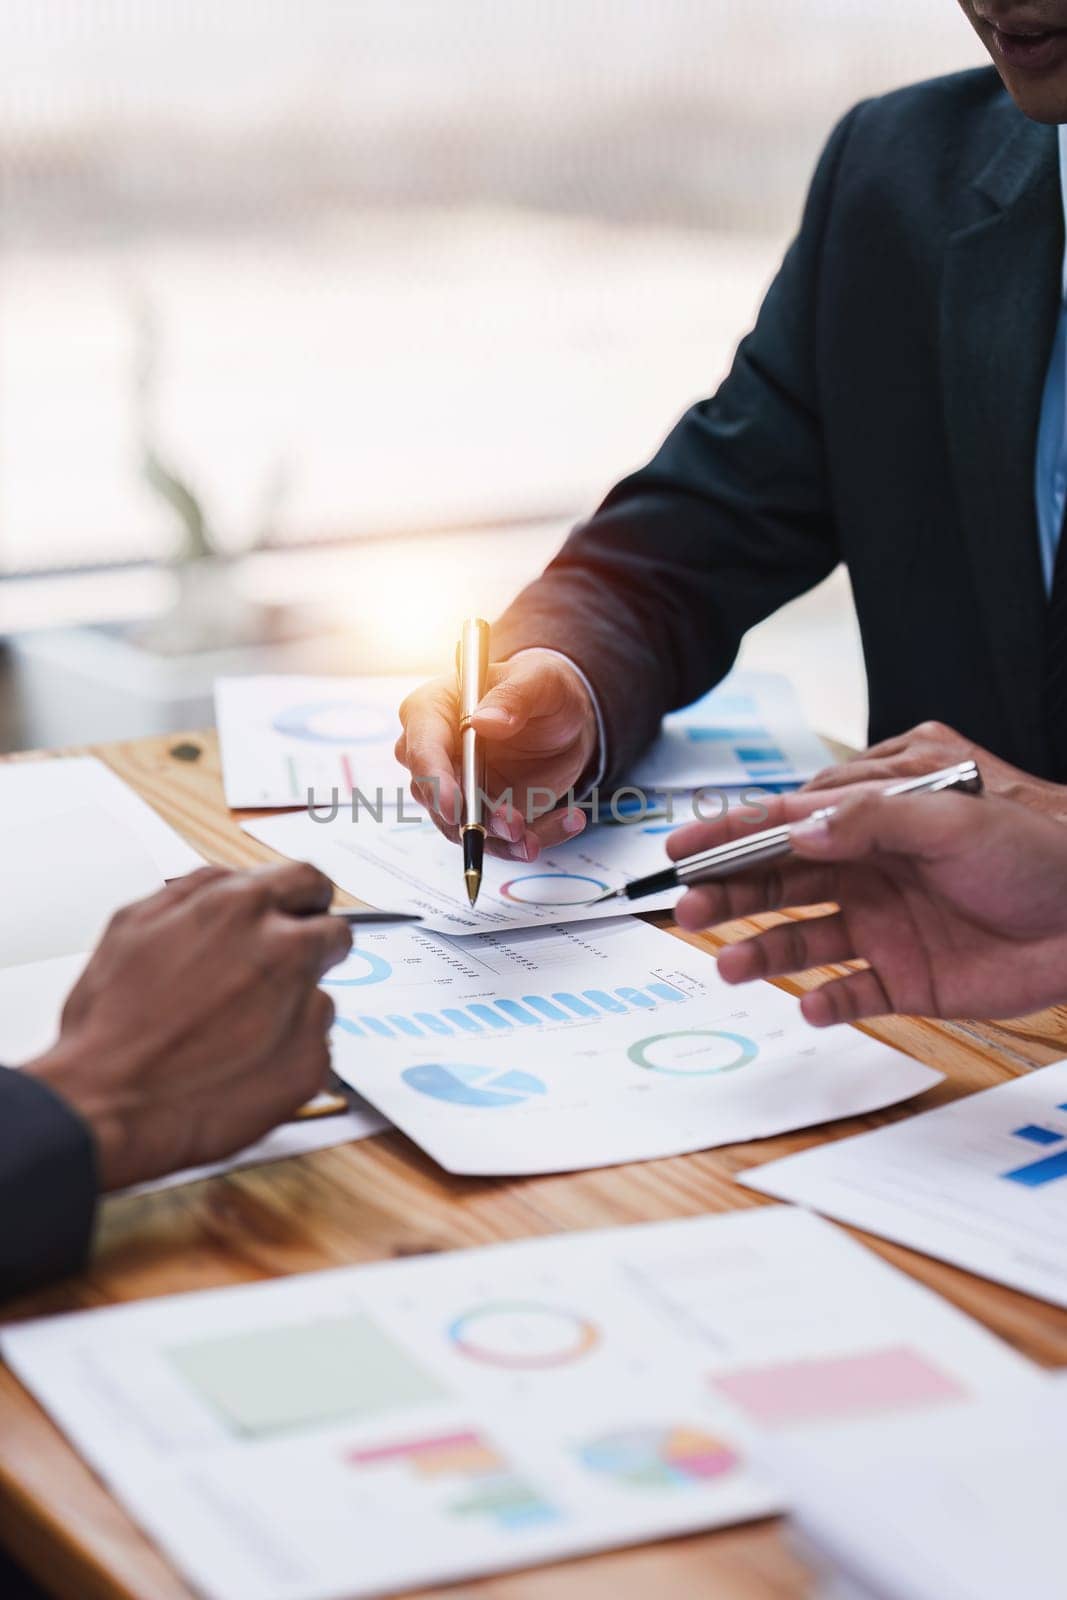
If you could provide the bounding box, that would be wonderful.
[0,1209,1036,1600]
[764,1379,1067,1600]
[216,676,419,809]
[324,916,940,1174]
[743,1059,1067,1307]
[246,807,743,934]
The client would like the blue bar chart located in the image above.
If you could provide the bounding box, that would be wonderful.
[334,979,686,1042]
[1002,1106,1067,1187]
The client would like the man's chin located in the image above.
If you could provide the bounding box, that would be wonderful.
[983,45,1067,122]
[998,70,1067,122]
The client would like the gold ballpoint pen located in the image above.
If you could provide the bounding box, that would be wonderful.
[458,617,491,906]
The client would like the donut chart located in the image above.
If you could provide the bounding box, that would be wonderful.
[272,700,392,745]
[627,1029,759,1076]
[321,949,393,987]
[498,872,608,907]
[448,1302,599,1369]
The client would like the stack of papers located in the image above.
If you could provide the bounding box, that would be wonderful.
[0,1208,1038,1600]
[231,676,925,1179]
[743,1060,1067,1308]
[0,758,382,1189]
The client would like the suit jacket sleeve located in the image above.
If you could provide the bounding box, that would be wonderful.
[491,106,860,786]
[0,1068,97,1300]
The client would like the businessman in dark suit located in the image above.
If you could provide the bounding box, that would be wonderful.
[398,3,1067,859]
[0,863,349,1302]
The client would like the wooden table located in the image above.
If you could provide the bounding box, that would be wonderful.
[2,731,1066,1600]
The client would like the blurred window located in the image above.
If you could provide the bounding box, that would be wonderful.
[0,1,982,574]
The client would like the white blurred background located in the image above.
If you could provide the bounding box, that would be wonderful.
[0,1,985,748]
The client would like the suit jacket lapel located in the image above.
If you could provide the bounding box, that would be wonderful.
[941,111,1061,771]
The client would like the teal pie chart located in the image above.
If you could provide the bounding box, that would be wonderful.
[401,1062,547,1108]
[321,949,393,987]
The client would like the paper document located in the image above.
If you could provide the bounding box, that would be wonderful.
[0,755,202,878]
[743,1059,1067,1308]
[324,916,940,1174]
[0,1208,1036,1600]
[0,806,163,970]
[626,671,831,794]
[765,1380,1067,1600]
[215,676,419,809]
[0,807,379,1188]
[246,808,702,933]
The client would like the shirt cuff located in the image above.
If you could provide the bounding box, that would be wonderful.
[509,648,608,800]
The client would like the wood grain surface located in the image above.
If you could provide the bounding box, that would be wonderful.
[2,730,1065,1600]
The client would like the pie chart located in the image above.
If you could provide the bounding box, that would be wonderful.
[498,872,608,907]
[321,949,393,987]
[579,1426,739,1489]
[401,1062,547,1109]
[272,701,392,745]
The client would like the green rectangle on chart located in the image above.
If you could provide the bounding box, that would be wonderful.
[168,1314,446,1438]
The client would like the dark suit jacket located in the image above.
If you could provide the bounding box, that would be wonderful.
[493,67,1063,784]
[0,1069,96,1299]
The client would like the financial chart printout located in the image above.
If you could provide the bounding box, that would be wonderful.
[321,916,940,1174]
[1,1209,1036,1600]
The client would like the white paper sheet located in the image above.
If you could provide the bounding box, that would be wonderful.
[0,1208,1036,1600]
[215,676,420,809]
[0,946,383,1192]
[244,809,690,933]
[765,1380,1067,1600]
[0,806,164,970]
[743,1059,1067,1308]
[0,808,380,1189]
[122,1103,387,1196]
[0,952,89,1061]
[625,671,831,793]
[322,916,940,1175]
[0,756,203,879]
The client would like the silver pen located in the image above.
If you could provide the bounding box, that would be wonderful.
[591,759,983,907]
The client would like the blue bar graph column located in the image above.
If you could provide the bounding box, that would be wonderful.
[1003,1150,1067,1187]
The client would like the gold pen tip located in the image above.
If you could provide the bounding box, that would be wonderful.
[465,870,482,907]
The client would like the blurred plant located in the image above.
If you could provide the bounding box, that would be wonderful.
[129,294,294,652]
[132,295,291,564]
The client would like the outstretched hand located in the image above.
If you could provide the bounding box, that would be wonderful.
[668,788,1067,1025]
